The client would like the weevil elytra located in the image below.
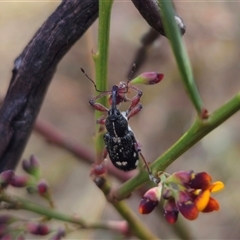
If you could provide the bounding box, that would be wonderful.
[81,67,160,183]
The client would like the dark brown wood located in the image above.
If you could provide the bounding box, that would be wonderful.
[131,0,186,37]
[0,0,98,171]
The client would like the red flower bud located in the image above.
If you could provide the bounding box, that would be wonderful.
[164,198,179,224]
[139,197,158,214]
[188,172,212,190]
[176,191,199,220]
[37,179,49,195]
[202,197,220,212]
[26,222,50,236]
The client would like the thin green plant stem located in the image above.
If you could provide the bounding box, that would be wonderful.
[0,192,114,231]
[90,2,159,238]
[95,176,160,239]
[92,0,114,163]
[113,201,160,240]
[115,92,240,199]
[158,0,205,117]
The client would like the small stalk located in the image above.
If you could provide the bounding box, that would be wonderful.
[92,0,114,164]
[158,0,205,118]
[115,92,240,199]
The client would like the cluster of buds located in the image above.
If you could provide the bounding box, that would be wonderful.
[0,219,65,240]
[0,170,30,189]
[0,155,49,197]
[139,170,224,224]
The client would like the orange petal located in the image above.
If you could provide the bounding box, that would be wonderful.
[194,190,210,211]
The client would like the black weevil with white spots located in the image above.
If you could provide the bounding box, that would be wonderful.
[81,67,163,183]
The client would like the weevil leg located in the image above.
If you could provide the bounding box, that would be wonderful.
[96,115,107,125]
[134,143,160,184]
[127,86,143,114]
[126,103,143,120]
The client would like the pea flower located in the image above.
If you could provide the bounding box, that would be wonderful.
[139,170,224,224]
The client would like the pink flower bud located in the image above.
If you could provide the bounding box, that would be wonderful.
[10,175,30,188]
[166,170,193,185]
[130,72,164,85]
[0,170,15,188]
[22,155,40,179]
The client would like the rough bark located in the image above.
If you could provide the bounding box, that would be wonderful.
[131,0,186,36]
[0,0,98,171]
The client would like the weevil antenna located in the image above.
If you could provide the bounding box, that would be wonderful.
[81,67,104,93]
[127,63,136,83]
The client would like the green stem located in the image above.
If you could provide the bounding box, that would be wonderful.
[159,0,205,117]
[91,2,159,238]
[92,0,114,163]
[0,192,106,229]
[95,176,159,239]
[113,201,160,240]
[115,92,240,199]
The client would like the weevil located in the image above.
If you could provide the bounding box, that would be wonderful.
[81,67,160,183]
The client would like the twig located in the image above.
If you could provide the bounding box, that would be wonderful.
[0,0,98,172]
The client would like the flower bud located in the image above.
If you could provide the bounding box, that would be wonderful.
[163,198,178,224]
[139,197,158,214]
[166,170,193,185]
[10,175,30,188]
[139,186,161,214]
[26,222,50,236]
[0,170,14,188]
[131,72,164,85]
[22,155,40,179]
[176,191,198,220]
[37,179,49,195]
[188,172,212,190]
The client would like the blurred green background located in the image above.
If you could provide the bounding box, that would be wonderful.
[1,1,240,239]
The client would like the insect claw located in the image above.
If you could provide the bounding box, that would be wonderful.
[149,174,160,184]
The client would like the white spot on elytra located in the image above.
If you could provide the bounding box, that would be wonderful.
[122,161,128,166]
[135,160,139,166]
[116,161,122,166]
